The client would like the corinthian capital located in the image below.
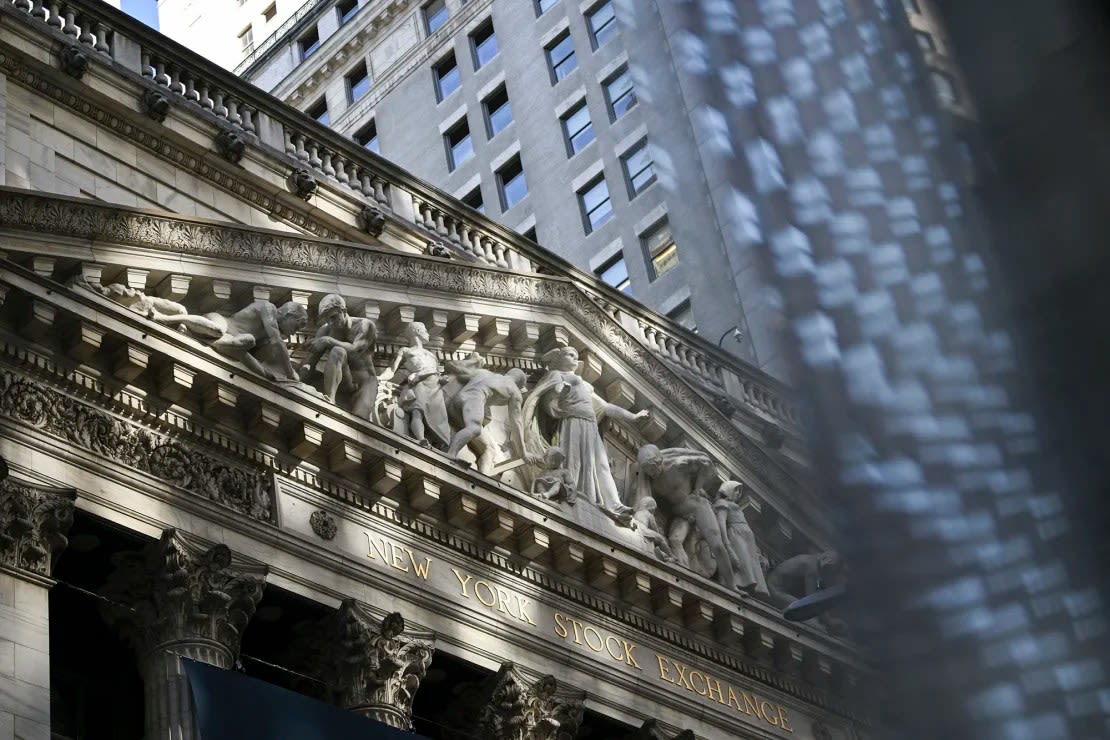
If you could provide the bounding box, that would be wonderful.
[0,478,75,578]
[478,662,585,740]
[297,600,434,728]
[100,528,267,660]
[624,719,695,740]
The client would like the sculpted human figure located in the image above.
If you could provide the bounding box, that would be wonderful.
[522,345,648,524]
[299,294,379,421]
[80,279,191,321]
[158,300,308,381]
[443,353,527,473]
[766,551,849,634]
[530,447,576,505]
[635,444,736,589]
[380,322,450,448]
[631,497,677,562]
[714,481,769,595]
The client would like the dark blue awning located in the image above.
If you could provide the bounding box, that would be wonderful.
[183,658,430,740]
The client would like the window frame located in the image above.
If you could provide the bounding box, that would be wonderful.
[534,0,559,15]
[238,25,254,52]
[354,119,379,153]
[345,61,371,104]
[262,3,277,22]
[545,31,577,83]
[560,100,595,156]
[423,0,449,35]
[604,66,636,120]
[577,175,613,234]
[482,85,512,139]
[298,25,320,60]
[667,299,697,332]
[444,118,474,172]
[470,19,499,69]
[596,253,630,294]
[621,139,656,197]
[307,97,329,126]
[433,53,461,101]
[586,0,617,49]
[641,218,678,280]
[336,0,358,25]
[461,186,484,214]
[496,155,528,211]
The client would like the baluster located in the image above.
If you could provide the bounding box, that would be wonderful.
[212,91,228,118]
[140,50,153,78]
[458,225,473,254]
[31,0,46,20]
[307,141,321,168]
[94,22,110,54]
[78,13,95,46]
[46,1,62,27]
[283,127,296,156]
[169,65,185,95]
[183,76,198,102]
[358,170,374,196]
[492,243,508,268]
[240,105,255,134]
[198,83,213,109]
[434,211,448,236]
[331,155,348,184]
[293,134,309,161]
[62,7,78,36]
[226,99,241,126]
[155,62,170,87]
[14,0,32,14]
[321,151,336,178]
[344,162,359,188]
[373,177,387,205]
[447,217,460,244]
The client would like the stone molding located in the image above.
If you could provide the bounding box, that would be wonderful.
[0,190,805,518]
[0,477,76,578]
[0,368,275,523]
[100,528,268,659]
[295,601,434,728]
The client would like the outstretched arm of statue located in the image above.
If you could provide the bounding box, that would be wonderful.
[299,326,329,380]
[597,398,650,426]
[378,347,405,382]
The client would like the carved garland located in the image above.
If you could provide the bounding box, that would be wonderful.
[0,370,274,522]
[0,193,801,505]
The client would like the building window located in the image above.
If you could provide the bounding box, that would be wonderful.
[470,20,498,69]
[587,0,617,49]
[497,155,527,210]
[298,25,320,60]
[238,25,253,52]
[433,53,461,101]
[596,254,630,294]
[423,0,448,34]
[535,0,559,14]
[354,119,379,153]
[560,101,594,155]
[605,66,636,120]
[642,219,678,279]
[462,187,484,214]
[545,32,577,83]
[523,226,537,242]
[337,0,358,24]
[578,175,613,233]
[668,299,696,331]
[262,3,277,21]
[307,97,329,126]
[621,139,655,196]
[444,119,474,171]
[346,62,370,103]
[483,85,512,138]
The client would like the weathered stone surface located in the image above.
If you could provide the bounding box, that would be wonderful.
[0,479,75,578]
[476,662,585,740]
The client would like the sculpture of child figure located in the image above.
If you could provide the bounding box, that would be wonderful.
[631,497,678,563]
[530,447,577,505]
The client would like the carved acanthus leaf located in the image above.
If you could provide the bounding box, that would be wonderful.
[0,370,274,522]
[477,662,585,740]
[0,478,75,577]
[100,528,267,656]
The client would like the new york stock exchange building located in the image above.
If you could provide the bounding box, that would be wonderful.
[0,2,872,738]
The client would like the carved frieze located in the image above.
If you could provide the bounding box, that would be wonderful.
[295,601,434,728]
[0,477,75,577]
[0,370,274,522]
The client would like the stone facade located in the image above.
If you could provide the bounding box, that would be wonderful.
[0,1,868,737]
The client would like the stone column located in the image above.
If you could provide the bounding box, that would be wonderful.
[101,529,267,740]
[476,662,585,740]
[297,600,434,728]
[0,477,75,738]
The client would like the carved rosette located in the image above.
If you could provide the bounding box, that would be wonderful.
[477,662,585,740]
[0,478,75,578]
[299,600,434,728]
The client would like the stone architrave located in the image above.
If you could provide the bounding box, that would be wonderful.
[476,662,585,740]
[101,529,267,740]
[0,476,75,740]
[297,600,434,728]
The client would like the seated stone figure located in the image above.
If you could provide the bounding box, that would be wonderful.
[299,294,378,422]
[159,300,308,381]
[530,447,576,505]
[631,497,677,563]
[766,551,848,634]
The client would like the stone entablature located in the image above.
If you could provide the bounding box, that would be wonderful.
[0,0,804,445]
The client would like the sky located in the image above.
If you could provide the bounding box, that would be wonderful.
[121,0,159,30]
